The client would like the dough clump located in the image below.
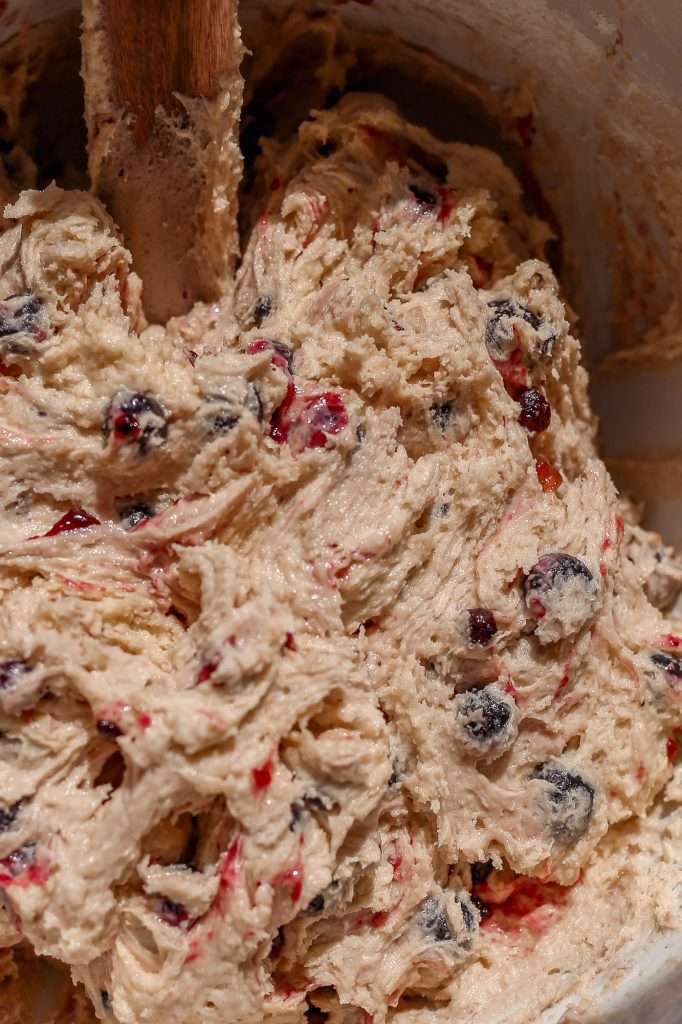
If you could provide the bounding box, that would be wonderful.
[0,94,681,1024]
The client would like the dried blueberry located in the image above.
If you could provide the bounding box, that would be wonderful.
[453,684,519,760]
[431,401,453,431]
[517,387,551,433]
[416,894,452,942]
[409,184,438,207]
[0,293,48,361]
[651,652,682,679]
[253,296,272,326]
[485,299,541,362]
[0,659,31,691]
[531,761,594,840]
[118,501,155,530]
[467,608,497,646]
[524,553,599,642]
[104,391,168,454]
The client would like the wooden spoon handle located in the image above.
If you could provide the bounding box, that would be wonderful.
[82,0,243,323]
[106,0,237,140]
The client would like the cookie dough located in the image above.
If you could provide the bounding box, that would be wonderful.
[0,65,681,1024]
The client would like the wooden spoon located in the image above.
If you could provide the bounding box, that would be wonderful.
[81,0,243,323]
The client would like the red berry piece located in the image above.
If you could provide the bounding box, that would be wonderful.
[467,608,497,646]
[42,508,100,538]
[535,457,562,492]
[517,388,551,433]
[303,392,348,448]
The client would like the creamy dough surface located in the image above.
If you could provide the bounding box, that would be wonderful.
[0,86,681,1024]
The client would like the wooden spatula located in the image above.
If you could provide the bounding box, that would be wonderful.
[81,0,243,323]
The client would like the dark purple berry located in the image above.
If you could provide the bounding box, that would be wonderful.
[524,552,598,641]
[0,294,48,361]
[1,841,37,877]
[467,608,497,646]
[453,684,518,760]
[0,659,31,691]
[517,388,551,432]
[118,502,155,530]
[651,652,682,679]
[531,761,594,840]
[96,719,123,739]
[104,391,168,454]
[431,401,453,431]
[0,800,24,832]
[157,897,190,928]
[485,299,541,361]
[416,894,452,942]
[253,296,272,326]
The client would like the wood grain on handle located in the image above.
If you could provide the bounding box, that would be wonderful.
[106,0,236,140]
[82,0,243,323]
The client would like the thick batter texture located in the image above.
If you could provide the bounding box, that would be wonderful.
[0,84,681,1024]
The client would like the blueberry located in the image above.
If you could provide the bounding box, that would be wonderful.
[467,608,497,646]
[157,897,190,928]
[104,391,168,454]
[531,761,594,840]
[485,298,541,362]
[118,501,155,530]
[96,719,122,739]
[0,293,48,360]
[1,841,37,877]
[651,652,682,679]
[453,684,519,760]
[431,401,453,431]
[202,395,241,436]
[416,894,452,942]
[517,387,551,433]
[456,893,476,935]
[409,184,438,207]
[524,553,599,641]
[253,296,272,326]
[0,659,31,691]
[0,800,23,832]
[100,990,111,1013]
